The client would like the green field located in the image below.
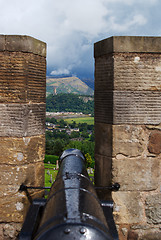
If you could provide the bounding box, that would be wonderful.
[65,117,94,125]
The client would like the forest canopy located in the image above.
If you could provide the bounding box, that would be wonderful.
[46,93,94,115]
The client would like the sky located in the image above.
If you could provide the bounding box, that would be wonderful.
[0,0,161,80]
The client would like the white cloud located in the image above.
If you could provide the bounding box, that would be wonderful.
[51,68,70,76]
[103,0,158,5]
[108,14,147,32]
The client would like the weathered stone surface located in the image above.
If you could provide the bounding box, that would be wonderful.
[114,53,161,91]
[114,91,161,124]
[112,156,159,191]
[94,36,161,57]
[127,230,139,240]
[95,54,114,92]
[0,162,44,186]
[140,231,161,240]
[0,35,46,238]
[95,52,161,92]
[148,130,161,155]
[95,123,112,156]
[0,194,26,222]
[0,103,45,137]
[113,125,146,157]
[95,35,161,237]
[35,162,45,187]
[146,124,161,131]
[127,228,161,240]
[0,35,5,51]
[0,189,44,223]
[112,192,145,224]
[95,91,161,124]
[145,194,161,224]
[3,35,46,57]
[0,223,21,240]
[0,135,45,164]
[0,53,46,103]
[3,223,21,239]
[0,185,19,198]
[0,52,46,103]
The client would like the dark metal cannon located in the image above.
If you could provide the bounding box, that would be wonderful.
[19,149,119,240]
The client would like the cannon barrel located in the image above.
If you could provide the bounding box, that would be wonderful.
[19,149,118,240]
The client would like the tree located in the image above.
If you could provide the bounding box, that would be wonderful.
[53,139,64,156]
[85,153,93,167]
[70,131,80,139]
[81,131,89,139]
[64,140,95,161]
[70,121,77,129]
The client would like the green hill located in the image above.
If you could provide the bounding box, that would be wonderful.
[46,93,94,115]
[46,77,94,96]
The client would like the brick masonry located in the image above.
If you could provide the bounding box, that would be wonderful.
[94,36,161,240]
[0,35,46,239]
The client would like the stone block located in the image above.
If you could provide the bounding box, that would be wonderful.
[0,52,46,103]
[0,162,44,187]
[127,230,139,240]
[0,35,5,51]
[0,185,20,198]
[128,228,161,240]
[95,123,112,156]
[0,165,35,186]
[114,53,161,91]
[148,130,161,155]
[0,193,27,222]
[35,162,45,187]
[0,135,45,165]
[95,91,161,124]
[95,52,161,92]
[5,35,46,57]
[3,223,22,239]
[145,194,161,224]
[0,189,43,223]
[0,103,45,137]
[139,231,161,240]
[94,54,114,92]
[94,36,161,57]
[112,156,159,191]
[0,223,22,240]
[112,191,145,224]
[113,91,161,124]
[113,125,146,157]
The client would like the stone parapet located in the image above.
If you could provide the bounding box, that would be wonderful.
[94,36,161,240]
[0,35,46,239]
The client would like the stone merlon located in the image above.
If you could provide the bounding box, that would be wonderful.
[0,35,46,57]
[94,36,161,57]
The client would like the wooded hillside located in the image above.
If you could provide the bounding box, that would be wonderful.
[46,93,94,115]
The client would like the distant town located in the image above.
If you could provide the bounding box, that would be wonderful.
[46,111,91,119]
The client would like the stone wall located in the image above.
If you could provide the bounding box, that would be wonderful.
[0,35,46,239]
[94,36,161,240]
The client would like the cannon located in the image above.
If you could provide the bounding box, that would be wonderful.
[19,149,119,240]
